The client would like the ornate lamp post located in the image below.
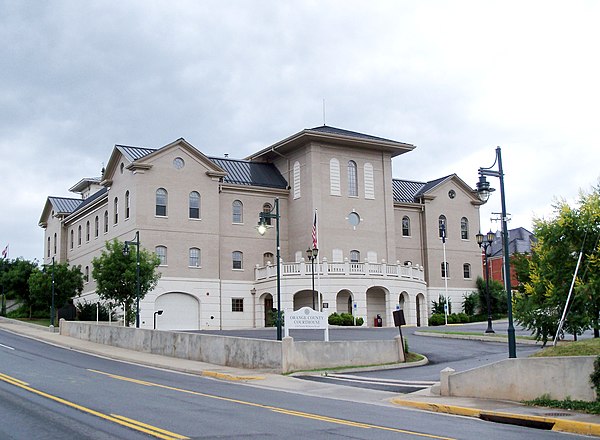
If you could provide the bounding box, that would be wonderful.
[476,147,516,358]
[257,198,282,341]
[123,231,141,328]
[50,256,55,328]
[476,230,496,334]
[305,246,319,310]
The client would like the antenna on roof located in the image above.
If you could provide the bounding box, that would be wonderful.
[323,98,326,126]
[224,154,229,158]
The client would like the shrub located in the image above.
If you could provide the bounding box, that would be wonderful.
[328,312,342,325]
[456,313,470,323]
[432,296,452,315]
[590,356,600,400]
[462,292,478,316]
[329,312,363,326]
[340,313,354,326]
[428,313,446,326]
[356,317,364,326]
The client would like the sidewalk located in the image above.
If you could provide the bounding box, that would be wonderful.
[2,317,600,437]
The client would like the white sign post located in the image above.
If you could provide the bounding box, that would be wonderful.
[284,307,329,341]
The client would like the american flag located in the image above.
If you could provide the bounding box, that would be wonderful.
[440,223,446,244]
[1,244,7,259]
[312,211,318,248]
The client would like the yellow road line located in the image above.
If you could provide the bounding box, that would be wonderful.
[111,414,189,439]
[0,371,188,440]
[89,368,454,440]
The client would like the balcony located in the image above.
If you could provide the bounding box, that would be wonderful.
[255,258,424,282]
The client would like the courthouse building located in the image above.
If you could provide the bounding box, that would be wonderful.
[39,126,483,330]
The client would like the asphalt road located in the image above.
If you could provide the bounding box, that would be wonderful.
[0,327,585,440]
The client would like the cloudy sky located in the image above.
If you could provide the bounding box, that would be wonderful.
[1,1,598,262]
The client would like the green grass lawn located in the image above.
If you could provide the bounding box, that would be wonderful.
[15,318,52,327]
[533,337,600,357]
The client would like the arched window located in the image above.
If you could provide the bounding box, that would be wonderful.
[114,197,118,224]
[189,248,200,267]
[94,216,99,238]
[155,246,167,265]
[402,216,411,236]
[53,233,57,254]
[77,226,82,246]
[348,160,358,197]
[156,188,167,216]
[104,211,109,233]
[70,230,74,249]
[86,221,90,242]
[232,200,243,223]
[441,261,449,278]
[329,158,341,196]
[463,263,471,279]
[262,203,272,225]
[189,191,200,219]
[349,250,360,263]
[461,217,469,240]
[263,252,274,266]
[438,215,447,239]
[232,251,243,269]
[364,163,374,199]
[47,236,51,257]
[85,266,89,282]
[125,191,130,219]
[293,161,301,199]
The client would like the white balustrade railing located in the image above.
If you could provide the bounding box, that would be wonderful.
[255,258,424,282]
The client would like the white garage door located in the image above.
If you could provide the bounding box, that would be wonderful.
[155,293,199,330]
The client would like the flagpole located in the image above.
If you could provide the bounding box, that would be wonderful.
[315,209,321,312]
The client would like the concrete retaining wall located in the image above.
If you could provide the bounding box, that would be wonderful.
[441,356,597,402]
[60,321,405,373]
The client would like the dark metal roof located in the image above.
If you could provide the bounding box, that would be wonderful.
[414,175,453,198]
[48,197,82,214]
[74,187,108,213]
[393,179,426,203]
[209,157,288,189]
[307,125,406,144]
[489,227,536,258]
[116,145,157,162]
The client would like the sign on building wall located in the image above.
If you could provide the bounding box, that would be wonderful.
[284,307,329,341]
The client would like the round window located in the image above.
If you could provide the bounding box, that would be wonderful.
[448,190,456,199]
[173,157,185,169]
[348,212,361,227]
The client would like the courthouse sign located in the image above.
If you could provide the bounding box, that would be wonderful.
[284,307,329,341]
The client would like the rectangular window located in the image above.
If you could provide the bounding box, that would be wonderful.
[232,298,244,312]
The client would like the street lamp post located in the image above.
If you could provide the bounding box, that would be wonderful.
[476,146,516,358]
[51,256,55,328]
[257,198,282,341]
[306,246,319,310]
[153,310,163,329]
[123,231,141,328]
[476,230,496,334]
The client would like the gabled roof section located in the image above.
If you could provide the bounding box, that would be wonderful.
[392,179,426,203]
[247,125,415,161]
[39,196,82,227]
[115,145,157,162]
[414,175,454,198]
[209,157,288,189]
[489,227,536,258]
[49,196,82,214]
[69,177,102,194]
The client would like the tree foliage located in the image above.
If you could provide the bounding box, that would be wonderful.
[92,239,161,326]
[1,258,38,315]
[28,262,84,317]
[514,183,600,344]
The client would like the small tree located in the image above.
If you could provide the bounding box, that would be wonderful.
[28,262,84,316]
[92,239,161,326]
[1,258,38,316]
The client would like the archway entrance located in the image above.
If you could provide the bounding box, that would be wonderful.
[262,293,273,327]
[416,293,426,327]
[336,289,353,314]
[155,292,199,330]
[366,286,388,327]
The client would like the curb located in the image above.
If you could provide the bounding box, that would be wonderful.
[201,371,265,381]
[390,398,600,436]
[414,330,541,345]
